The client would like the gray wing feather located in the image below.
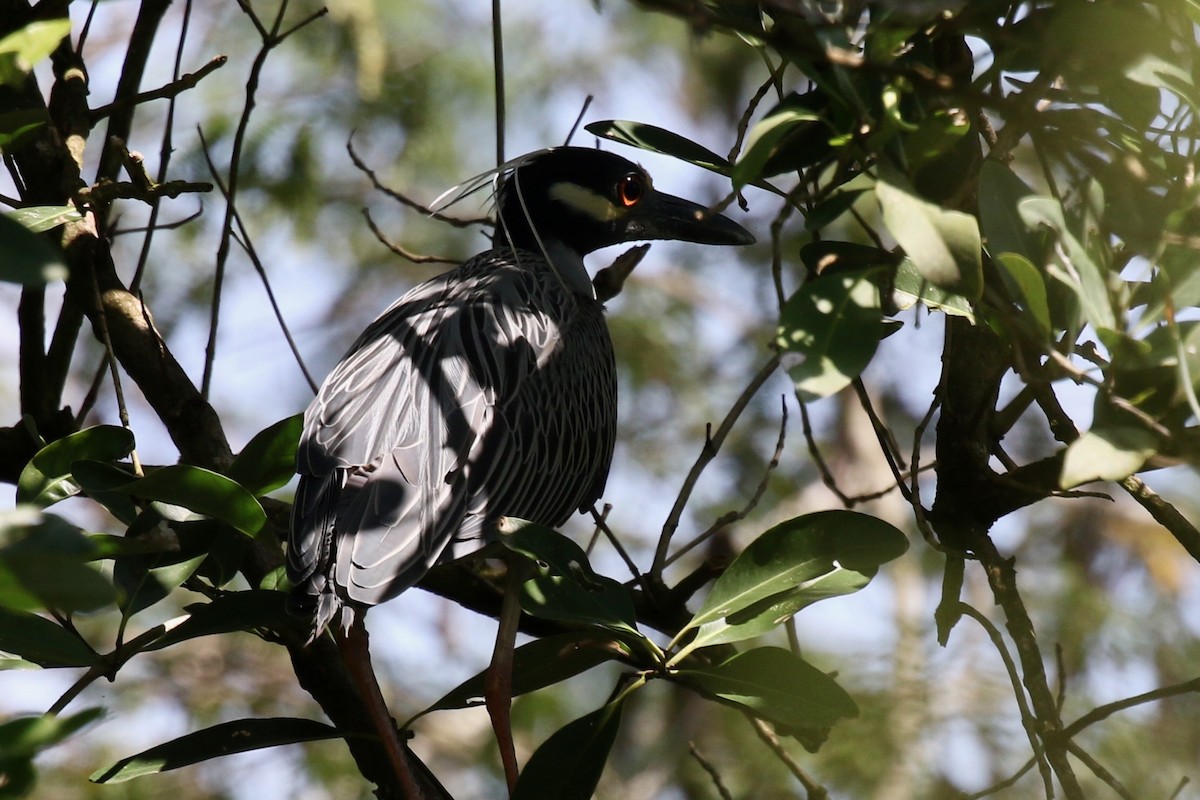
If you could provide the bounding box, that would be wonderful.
[287,251,614,637]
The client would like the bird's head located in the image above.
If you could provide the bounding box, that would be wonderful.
[494,147,754,258]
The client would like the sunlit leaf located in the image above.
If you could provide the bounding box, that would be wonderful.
[0,19,71,86]
[225,414,302,497]
[6,205,82,233]
[511,702,623,800]
[674,646,857,731]
[804,188,869,231]
[1019,196,1116,332]
[677,510,907,653]
[995,252,1051,337]
[876,164,982,300]
[16,426,135,507]
[734,105,821,187]
[776,268,884,402]
[891,257,975,320]
[1060,427,1158,488]
[90,718,341,784]
[117,465,266,536]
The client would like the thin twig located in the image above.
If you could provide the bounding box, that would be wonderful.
[564,95,593,145]
[588,506,648,587]
[962,757,1037,800]
[688,742,733,800]
[798,399,851,506]
[1062,676,1200,739]
[362,208,459,265]
[957,602,1054,796]
[1065,742,1133,800]
[89,54,227,122]
[346,137,490,227]
[665,395,788,568]
[201,0,327,399]
[852,378,913,503]
[652,354,780,576]
[746,716,829,800]
[132,0,194,295]
[492,0,505,166]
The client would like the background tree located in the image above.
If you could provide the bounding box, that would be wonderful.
[2,1,1199,799]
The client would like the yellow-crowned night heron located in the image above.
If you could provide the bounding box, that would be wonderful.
[287,146,753,796]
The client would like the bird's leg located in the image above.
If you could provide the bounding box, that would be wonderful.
[337,615,424,800]
[484,552,531,794]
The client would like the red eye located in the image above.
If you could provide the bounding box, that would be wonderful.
[617,174,644,207]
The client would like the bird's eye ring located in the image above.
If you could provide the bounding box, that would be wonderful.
[617,174,644,208]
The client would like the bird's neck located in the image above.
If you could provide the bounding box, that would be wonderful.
[541,238,595,299]
[497,231,595,299]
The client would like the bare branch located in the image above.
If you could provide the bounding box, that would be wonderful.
[362,208,459,265]
[653,353,780,576]
[88,55,227,122]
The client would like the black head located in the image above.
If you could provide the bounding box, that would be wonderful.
[494,147,754,257]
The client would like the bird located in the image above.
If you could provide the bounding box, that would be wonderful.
[287,145,753,797]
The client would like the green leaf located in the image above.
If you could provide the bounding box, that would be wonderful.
[70,460,139,524]
[118,465,266,536]
[995,252,1051,337]
[676,510,907,653]
[90,718,341,784]
[225,414,302,496]
[876,163,983,300]
[674,646,857,731]
[935,555,965,646]
[1060,427,1158,488]
[803,188,869,231]
[0,108,47,150]
[0,708,103,757]
[734,106,821,187]
[584,119,783,195]
[0,213,67,285]
[499,520,649,647]
[419,632,629,718]
[511,703,623,800]
[0,606,99,667]
[979,160,1042,263]
[584,120,731,175]
[0,508,115,613]
[6,205,82,234]
[891,257,975,321]
[114,532,205,617]
[798,241,891,274]
[1019,196,1116,332]
[775,268,884,402]
[145,590,299,651]
[16,425,135,507]
[0,19,71,87]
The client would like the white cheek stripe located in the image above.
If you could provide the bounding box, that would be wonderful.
[549,182,623,222]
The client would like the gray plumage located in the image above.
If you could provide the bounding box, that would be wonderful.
[288,147,752,641]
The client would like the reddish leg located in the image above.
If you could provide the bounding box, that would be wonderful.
[338,615,424,800]
[484,555,529,794]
